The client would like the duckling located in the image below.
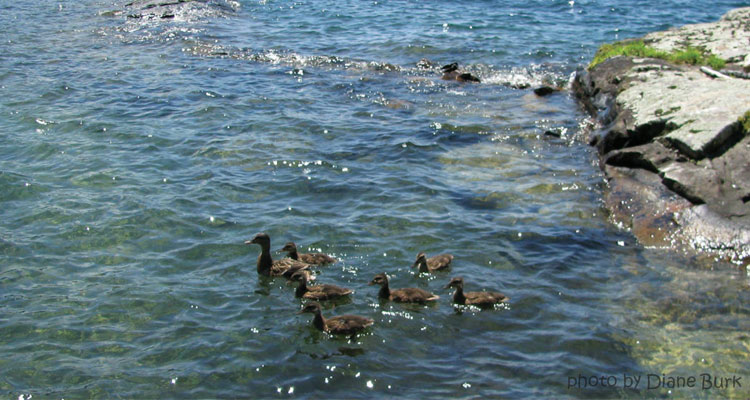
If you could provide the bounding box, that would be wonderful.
[290,270,352,301]
[412,252,453,273]
[298,302,374,335]
[369,273,439,303]
[441,62,480,83]
[445,277,509,307]
[280,242,337,265]
[245,233,311,278]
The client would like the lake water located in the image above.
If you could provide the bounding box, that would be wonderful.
[1,0,749,398]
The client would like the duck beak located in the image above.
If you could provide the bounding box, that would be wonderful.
[244,240,254,245]
[367,281,376,286]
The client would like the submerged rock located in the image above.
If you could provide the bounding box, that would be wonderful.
[573,7,750,264]
[533,86,558,97]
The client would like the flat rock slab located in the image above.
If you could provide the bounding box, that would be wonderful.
[616,67,750,159]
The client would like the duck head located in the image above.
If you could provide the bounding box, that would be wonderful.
[445,277,464,289]
[298,301,322,315]
[279,241,297,252]
[412,252,428,270]
[245,232,270,247]
[368,273,389,286]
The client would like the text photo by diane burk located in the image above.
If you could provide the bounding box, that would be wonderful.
[567,373,742,391]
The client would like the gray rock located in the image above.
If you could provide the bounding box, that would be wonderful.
[603,140,676,173]
[574,7,750,263]
[614,68,750,159]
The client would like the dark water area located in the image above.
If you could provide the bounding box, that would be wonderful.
[1,0,749,398]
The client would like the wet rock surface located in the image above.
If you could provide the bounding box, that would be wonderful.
[573,8,750,264]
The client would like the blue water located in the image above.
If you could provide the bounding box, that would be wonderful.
[2,0,749,398]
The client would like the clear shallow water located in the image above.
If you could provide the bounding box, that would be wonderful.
[1,0,749,398]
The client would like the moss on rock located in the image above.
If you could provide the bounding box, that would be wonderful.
[589,40,726,70]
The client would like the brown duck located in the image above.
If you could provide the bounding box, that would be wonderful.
[298,302,374,335]
[445,277,509,307]
[245,233,311,278]
[369,273,439,303]
[280,241,337,265]
[441,62,481,83]
[290,270,352,301]
[412,252,453,273]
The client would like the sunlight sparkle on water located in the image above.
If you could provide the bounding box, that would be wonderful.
[382,310,414,320]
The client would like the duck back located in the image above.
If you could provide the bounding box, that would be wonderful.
[326,314,374,335]
[391,287,440,303]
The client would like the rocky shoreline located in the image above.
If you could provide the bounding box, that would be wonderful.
[572,7,750,265]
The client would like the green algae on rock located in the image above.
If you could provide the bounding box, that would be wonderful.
[589,40,726,70]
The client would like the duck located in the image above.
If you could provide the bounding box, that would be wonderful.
[368,273,439,303]
[279,241,337,265]
[412,252,453,273]
[441,62,481,83]
[298,302,374,335]
[245,233,311,278]
[445,277,509,307]
[290,270,352,301]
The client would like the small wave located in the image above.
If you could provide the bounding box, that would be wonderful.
[184,39,572,93]
[482,64,570,90]
[103,0,239,21]
[100,0,239,42]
